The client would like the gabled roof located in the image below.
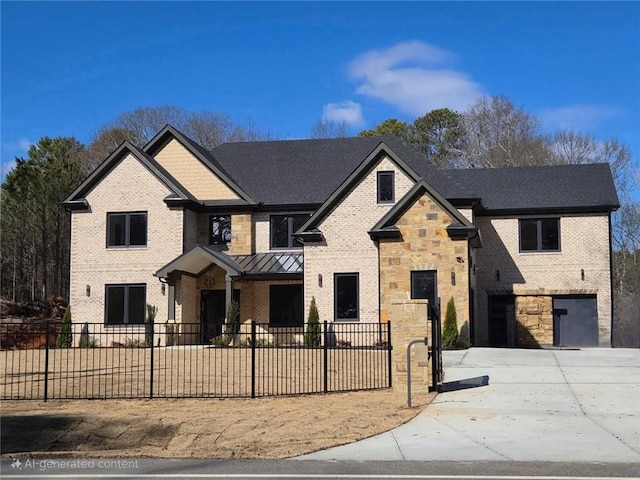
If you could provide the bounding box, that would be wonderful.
[430,163,620,214]
[155,245,244,279]
[210,135,436,206]
[368,179,480,246]
[62,141,195,210]
[144,125,256,204]
[296,141,423,235]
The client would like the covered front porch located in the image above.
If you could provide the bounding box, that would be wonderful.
[155,246,304,345]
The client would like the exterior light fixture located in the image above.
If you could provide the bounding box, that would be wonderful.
[496,270,500,282]
[581,269,585,281]
[451,271,456,286]
[161,283,166,295]
[86,285,91,297]
[318,274,323,287]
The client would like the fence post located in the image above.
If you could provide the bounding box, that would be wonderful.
[323,321,328,394]
[149,324,155,399]
[387,321,392,388]
[251,320,256,399]
[44,321,50,402]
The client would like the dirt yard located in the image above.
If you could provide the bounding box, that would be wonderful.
[1,390,434,459]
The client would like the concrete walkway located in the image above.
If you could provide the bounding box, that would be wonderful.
[299,348,640,462]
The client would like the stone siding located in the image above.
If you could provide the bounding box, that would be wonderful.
[475,214,612,346]
[515,296,553,347]
[379,192,470,345]
[194,213,254,254]
[69,153,183,338]
[303,156,416,323]
[152,138,239,200]
[390,300,432,405]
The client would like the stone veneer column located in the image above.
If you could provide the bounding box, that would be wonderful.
[390,299,431,406]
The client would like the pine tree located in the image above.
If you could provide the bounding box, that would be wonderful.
[442,297,458,349]
[304,297,321,347]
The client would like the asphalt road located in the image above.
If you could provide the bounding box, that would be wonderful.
[1,459,639,479]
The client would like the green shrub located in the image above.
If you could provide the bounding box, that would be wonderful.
[304,297,321,347]
[78,322,91,348]
[56,306,72,348]
[145,304,158,348]
[124,337,141,348]
[211,335,231,347]
[225,300,240,335]
[442,297,458,349]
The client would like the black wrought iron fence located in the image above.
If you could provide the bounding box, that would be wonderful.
[0,321,391,400]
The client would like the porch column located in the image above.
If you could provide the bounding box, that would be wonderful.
[225,274,233,318]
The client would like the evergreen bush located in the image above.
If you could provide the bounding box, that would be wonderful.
[442,297,459,349]
[145,304,158,347]
[304,297,321,347]
[56,306,72,348]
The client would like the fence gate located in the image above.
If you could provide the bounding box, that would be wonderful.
[429,298,443,392]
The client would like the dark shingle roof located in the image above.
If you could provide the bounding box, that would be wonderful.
[210,136,436,205]
[431,163,620,213]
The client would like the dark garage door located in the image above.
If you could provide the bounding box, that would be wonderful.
[553,296,598,347]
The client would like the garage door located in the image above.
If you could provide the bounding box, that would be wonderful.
[553,296,598,347]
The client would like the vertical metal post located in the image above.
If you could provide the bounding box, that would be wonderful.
[251,321,256,398]
[323,321,328,394]
[44,321,50,402]
[387,321,392,388]
[149,324,155,399]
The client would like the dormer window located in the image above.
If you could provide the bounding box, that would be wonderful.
[377,171,395,204]
[209,215,231,245]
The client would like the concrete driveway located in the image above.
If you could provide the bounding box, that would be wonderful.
[299,348,640,463]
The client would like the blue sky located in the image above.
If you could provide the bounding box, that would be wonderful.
[2,1,639,180]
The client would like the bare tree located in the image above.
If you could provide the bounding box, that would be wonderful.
[86,106,272,163]
[311,119,351,139]
[462,95,551,168]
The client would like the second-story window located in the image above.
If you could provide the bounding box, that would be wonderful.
[519,218,560,252]
[209,215,232,245]
[270,214,310,249]
[377,171,395,203]
[107,212,147,248]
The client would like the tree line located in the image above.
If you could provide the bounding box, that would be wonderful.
[1,99,637,345]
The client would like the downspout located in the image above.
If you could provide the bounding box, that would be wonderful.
[609,211,615,348]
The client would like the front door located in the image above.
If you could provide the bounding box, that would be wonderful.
[201,290,226,344]
[488,295,515,347]
[411,270,438,319]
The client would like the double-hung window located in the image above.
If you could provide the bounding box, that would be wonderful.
[209,215,231,245]
[270,214,310,249]
[107,212,147,247]
[377,171,395,203]
[335,273,359,321]
[519,218,560,252]
[105,284,146,325]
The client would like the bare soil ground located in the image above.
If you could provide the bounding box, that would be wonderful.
[1,390,434,459]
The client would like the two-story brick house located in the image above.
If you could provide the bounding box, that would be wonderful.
[63,125,619,347]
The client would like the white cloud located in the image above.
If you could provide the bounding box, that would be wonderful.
[0,138,32,180]
[1,159,16,179]
[322,101,363,126]
[17,138,32,151]
[348,41,482,116]
[539,105,620,132]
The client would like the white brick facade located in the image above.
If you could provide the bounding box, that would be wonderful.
[474,213,612,345]
[304,156,415,323]
[69,153,183,341]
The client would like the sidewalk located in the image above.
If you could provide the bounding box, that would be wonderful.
[298,348,640,462]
